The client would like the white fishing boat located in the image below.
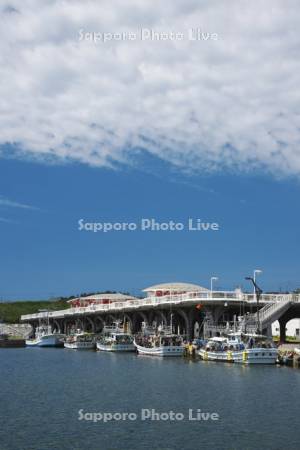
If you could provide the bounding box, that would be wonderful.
[96,322,135,352]
[198,332,278,364]
[64,331,95,350]
[97,332,135,352]
[26,325,65,347]
[134,325,184,357]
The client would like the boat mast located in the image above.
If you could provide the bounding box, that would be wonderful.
[38,308,49,332]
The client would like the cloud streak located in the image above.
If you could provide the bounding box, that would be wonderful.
[0,0,299,176]
[0,196,38,210]
[0,217,18,224]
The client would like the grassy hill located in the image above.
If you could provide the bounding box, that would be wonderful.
[0,291,133,324]
[0,299,69,323]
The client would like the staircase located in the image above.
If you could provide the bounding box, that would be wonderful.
[247,299,292,329]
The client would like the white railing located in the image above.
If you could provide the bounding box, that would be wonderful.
[203,322,258,337]
[20,291,239,321]
[246,299,292,326]
[21,290,299,322]
[259,299,291,322]
[245,293,293,303]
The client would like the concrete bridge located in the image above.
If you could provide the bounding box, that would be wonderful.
[20,283,300,341]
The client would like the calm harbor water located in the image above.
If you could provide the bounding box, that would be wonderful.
[1,348,300,450]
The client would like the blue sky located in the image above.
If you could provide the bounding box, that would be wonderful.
[0,155,299,300]
[0,1,299,299]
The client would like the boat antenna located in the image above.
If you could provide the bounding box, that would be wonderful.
[170,312,173,334]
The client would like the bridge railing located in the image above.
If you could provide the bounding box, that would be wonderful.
[203,321,258,337]
[20,291,237,320]
[21,291,299,321]
[246,293,295,303]
[259,298,292,321]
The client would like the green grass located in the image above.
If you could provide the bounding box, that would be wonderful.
[0,291,131,324]
[0,300,69,323]
[286,336,300,342]
[273,336,300,343]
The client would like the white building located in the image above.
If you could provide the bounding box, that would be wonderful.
[143,282,209,297]
[272,319,300,338]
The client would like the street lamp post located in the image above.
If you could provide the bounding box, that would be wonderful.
[253,269,262,299]
[210,277,218,294]
[245,276,263,334]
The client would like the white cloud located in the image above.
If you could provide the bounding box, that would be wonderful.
[0,0,299,176]
[0,196,38,210]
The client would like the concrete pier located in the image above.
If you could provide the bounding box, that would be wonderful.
[21,282,300,341]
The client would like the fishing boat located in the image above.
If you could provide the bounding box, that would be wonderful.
[199,277,278,364]
[134,325,184,357]
[96,323,135,352]
[25,309,65,347]
[64,331,95,350]
[26,325,65,347]
[198,332,278,364]
[96,332,135,352]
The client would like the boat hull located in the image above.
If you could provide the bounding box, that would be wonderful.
[134,342,184,357]
[64,342,95,350]
[234,348,278,364]
[96,342,136,352]
[198,349,235,362]
[198,348,278,364]
[26,335,65,347]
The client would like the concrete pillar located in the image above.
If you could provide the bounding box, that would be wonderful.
[279,318,286,343]
[123,314,133,334]
[94,316,105,333]
[187,307,205,339]
[52,319,61,333]
[212,306,225,323]
[107,314,117,325]
[263,324,273,339]
[267,324,272,338]
[177,308,191,340]
[29,322,36,338]
[194,321,200,337]
[130,314,139,334]
[130,312,149,334]
[63,320,72,334]
[75,318,84,331]
[156,310,167,327]
[138,311,149,327]
[85,317,95,333]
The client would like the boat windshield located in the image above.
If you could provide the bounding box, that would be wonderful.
[161,336,182,346]
[115,334,133,344]
[245,335,275,349]
[205,338,245,352]
[135,334,182,348]
[76,334,93,342]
